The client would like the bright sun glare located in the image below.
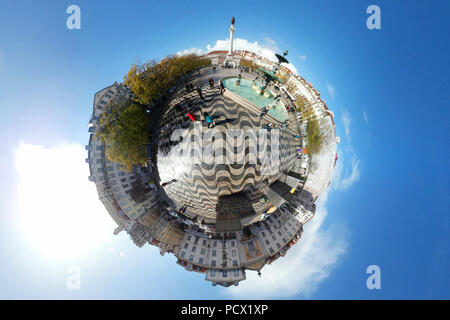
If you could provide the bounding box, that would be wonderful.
[14,142,114,259]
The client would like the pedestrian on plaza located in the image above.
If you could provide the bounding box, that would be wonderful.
[187,112,197,122]
[203,112,215,128]
[196,85,204,99]
[219,80,225,94]
[259,106,268,119]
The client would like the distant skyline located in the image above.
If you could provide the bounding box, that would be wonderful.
[0,0,448,299]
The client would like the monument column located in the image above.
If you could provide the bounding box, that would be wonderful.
[228,16,235,55]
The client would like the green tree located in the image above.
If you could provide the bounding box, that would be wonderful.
[305,118,323,156]
[124,54,211,106]
[96,97,150,172]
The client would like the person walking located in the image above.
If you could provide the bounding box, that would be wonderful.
[196,85,204,99]
[203,112,215,128]
[187,112,197,122]
[219,80,225,94]
[259,106,268,119]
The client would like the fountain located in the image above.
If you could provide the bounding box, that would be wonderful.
[222,50,291,122]
[253,50,289,95]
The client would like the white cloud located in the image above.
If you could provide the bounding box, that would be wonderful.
[338,155,360,191]
[14,142,115,260]
[175,47,204,56]
[333,109,362,191]
[299,55,306,61]
[176,37,298,75]
[262,36,280,53]
[226,184,348,299]
[363,111,369,124]
[342,109,352,141]
[326,83,336,99]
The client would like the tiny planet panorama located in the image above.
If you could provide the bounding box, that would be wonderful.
[86,17,339,287]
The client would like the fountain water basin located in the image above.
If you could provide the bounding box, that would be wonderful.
[222,77,288,122]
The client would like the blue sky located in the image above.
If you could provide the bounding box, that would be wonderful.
[0,0,448,299]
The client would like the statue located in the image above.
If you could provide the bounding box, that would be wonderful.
[231,16,235,25]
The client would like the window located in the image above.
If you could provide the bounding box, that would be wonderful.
[211,260,216,267]
[199,258,204,264]
[213,241,217,247]
[278,231,282,236]
[180,251,185,258]
[261,231,266,237]
[212,250,216,257]
[276,242,281,248]
[192,246,196,253]
[265,239,270,245]
[202,239,206,246]
[234,269,240,276]
[184,243,188,249]
[121,178,127,183]
[231,241,235,247]
[233,260,238,267]
[189,255,194,262]
[223,271,227,278]
[200,248,205,255]
[232,250,236,257]
[210,269,216,277]
[269,247,274,254]
[187,236,191,241]
[282,237,287,243]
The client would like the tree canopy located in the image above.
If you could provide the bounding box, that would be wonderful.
[124,54,211,105]
[294,98,323,156]
[240,59,259,70]
[96,97,150,172]
[305,117,323,156]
